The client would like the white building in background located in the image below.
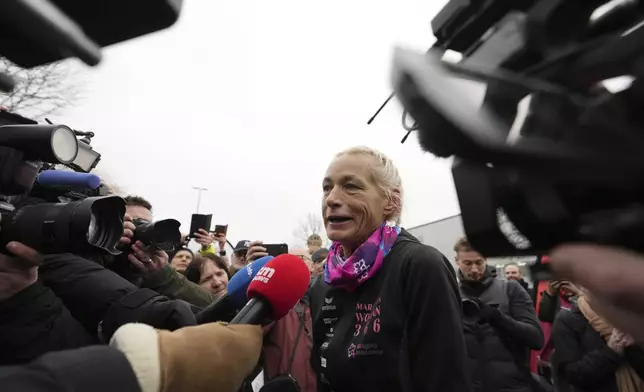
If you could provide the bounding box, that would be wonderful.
[406,214,537,286]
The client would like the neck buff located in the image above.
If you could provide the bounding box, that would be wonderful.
[324,221,400,292]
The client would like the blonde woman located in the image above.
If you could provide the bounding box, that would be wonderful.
[308,146,469,392]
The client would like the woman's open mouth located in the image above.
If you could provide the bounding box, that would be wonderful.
[327,215,352,227]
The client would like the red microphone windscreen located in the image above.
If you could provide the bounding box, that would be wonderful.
[247,254,311,320]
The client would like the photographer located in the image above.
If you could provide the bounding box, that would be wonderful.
[109,196,218,308]
[455,237,544,392]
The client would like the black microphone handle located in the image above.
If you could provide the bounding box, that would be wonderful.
[230,297,270,325]
[196,294,237,324]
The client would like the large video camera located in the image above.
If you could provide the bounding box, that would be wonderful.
[391,0,644,257]
[0,109,125,254]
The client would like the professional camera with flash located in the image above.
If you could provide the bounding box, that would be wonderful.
[390,0,644,259]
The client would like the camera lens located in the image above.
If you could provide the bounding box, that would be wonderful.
[132,218,181,252]
[0,195,126,254]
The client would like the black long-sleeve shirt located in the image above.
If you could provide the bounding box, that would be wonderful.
[309,230,470,392]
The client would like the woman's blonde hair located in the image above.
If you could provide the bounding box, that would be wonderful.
[335,146,403,224]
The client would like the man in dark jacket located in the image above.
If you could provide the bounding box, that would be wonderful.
[504,263,534,300]
[455,238,544,392]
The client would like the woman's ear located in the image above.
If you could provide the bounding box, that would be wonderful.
[383,188,402,219]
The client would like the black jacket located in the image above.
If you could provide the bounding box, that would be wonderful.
[39,253,197,341]
[552,307,644,392]
[0,282,96,365]
[309,230,470,392]
[460,275,544,392]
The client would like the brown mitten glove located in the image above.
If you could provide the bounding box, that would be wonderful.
[110,322,262,392]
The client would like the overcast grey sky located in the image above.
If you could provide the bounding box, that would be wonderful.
[59,0,480,246]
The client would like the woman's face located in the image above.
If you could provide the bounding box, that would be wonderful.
[170,250,193,272]
[199,260,229,299]
[322,154,392,251]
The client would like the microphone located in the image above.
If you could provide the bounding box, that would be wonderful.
[231,254,311,325]
[196,255,274,324]
[37,170,101,189]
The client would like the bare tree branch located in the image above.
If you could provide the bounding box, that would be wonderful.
[0,57,83,119]
[292,212,330,248]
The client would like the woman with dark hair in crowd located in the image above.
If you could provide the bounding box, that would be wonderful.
[185,254,231,300]
[308,146,469,392]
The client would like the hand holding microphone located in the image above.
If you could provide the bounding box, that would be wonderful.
[196,255,274,324]
[108,254,311,392]
[231,253,312,325]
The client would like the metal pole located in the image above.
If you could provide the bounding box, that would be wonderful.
[192,186,208,213]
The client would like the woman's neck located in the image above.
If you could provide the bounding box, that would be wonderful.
[340,236,368,258]
[340,244,355,258]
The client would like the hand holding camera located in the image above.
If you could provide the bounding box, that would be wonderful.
[213,232,227,252]
[127,240,168,274]
[246,241,268,263]
[119,213,136,247]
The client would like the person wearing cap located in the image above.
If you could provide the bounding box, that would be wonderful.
[310,248,329,278]
[230,240,252,274]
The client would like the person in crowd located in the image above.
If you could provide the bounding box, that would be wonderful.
[2,320,263,392]
[168,247,194,273]
[310,248,328,278]
[134,248,218,308]
[184,254,231,300]
[306,234,323,255]
[549,244,644,344]
[505,262,533,297]
[250,249,317,392]
[455,237,544,392]
[551,288,644,392]
[291,247,314,273]
[105,195,157,284]
[539,280,580,324]
[231,240,252,273]
[193,228,230,264]
[533,276,581,386]
[308,146,469,392]
[1,234,198,364]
